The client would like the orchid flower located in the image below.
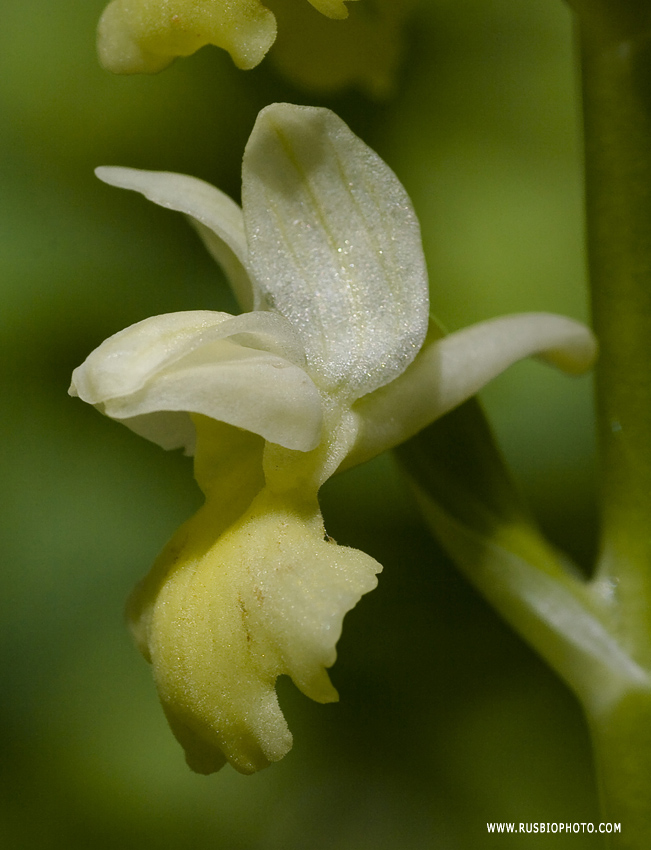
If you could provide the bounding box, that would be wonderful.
[98,0,380,76]
[70,103,597,775]
[97,0,412,96]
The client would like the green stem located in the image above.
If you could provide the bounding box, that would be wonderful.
[580,17,651,645]
[397,7,651,842]
[585,690,651,848]
[397,10,651,842]
[576,7,651,843]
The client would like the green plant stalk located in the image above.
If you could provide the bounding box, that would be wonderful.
[577,9,651,844]
[580,17,651,643]
[588,690,651,845]
[396,9,651,842]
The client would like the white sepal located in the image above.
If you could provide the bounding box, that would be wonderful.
[349,313,598,467]
[96,166,255,310]
[242,103,429,399]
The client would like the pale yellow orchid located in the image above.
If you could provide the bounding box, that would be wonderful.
[70,103,597,774]
[96,0,412,97]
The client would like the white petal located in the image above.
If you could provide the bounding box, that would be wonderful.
[348,313,598,466]
[95,166,255,311]
[242,103,429,400]
[117,411,198,453]
[70,311,322,452]
[71,311,306,398]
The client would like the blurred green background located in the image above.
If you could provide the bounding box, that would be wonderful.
[1,0,602,847]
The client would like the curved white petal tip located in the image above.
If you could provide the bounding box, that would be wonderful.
[350,312,597,466]
[95,165,254,311]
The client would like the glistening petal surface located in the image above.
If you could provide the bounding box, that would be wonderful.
[242,103,429,400]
